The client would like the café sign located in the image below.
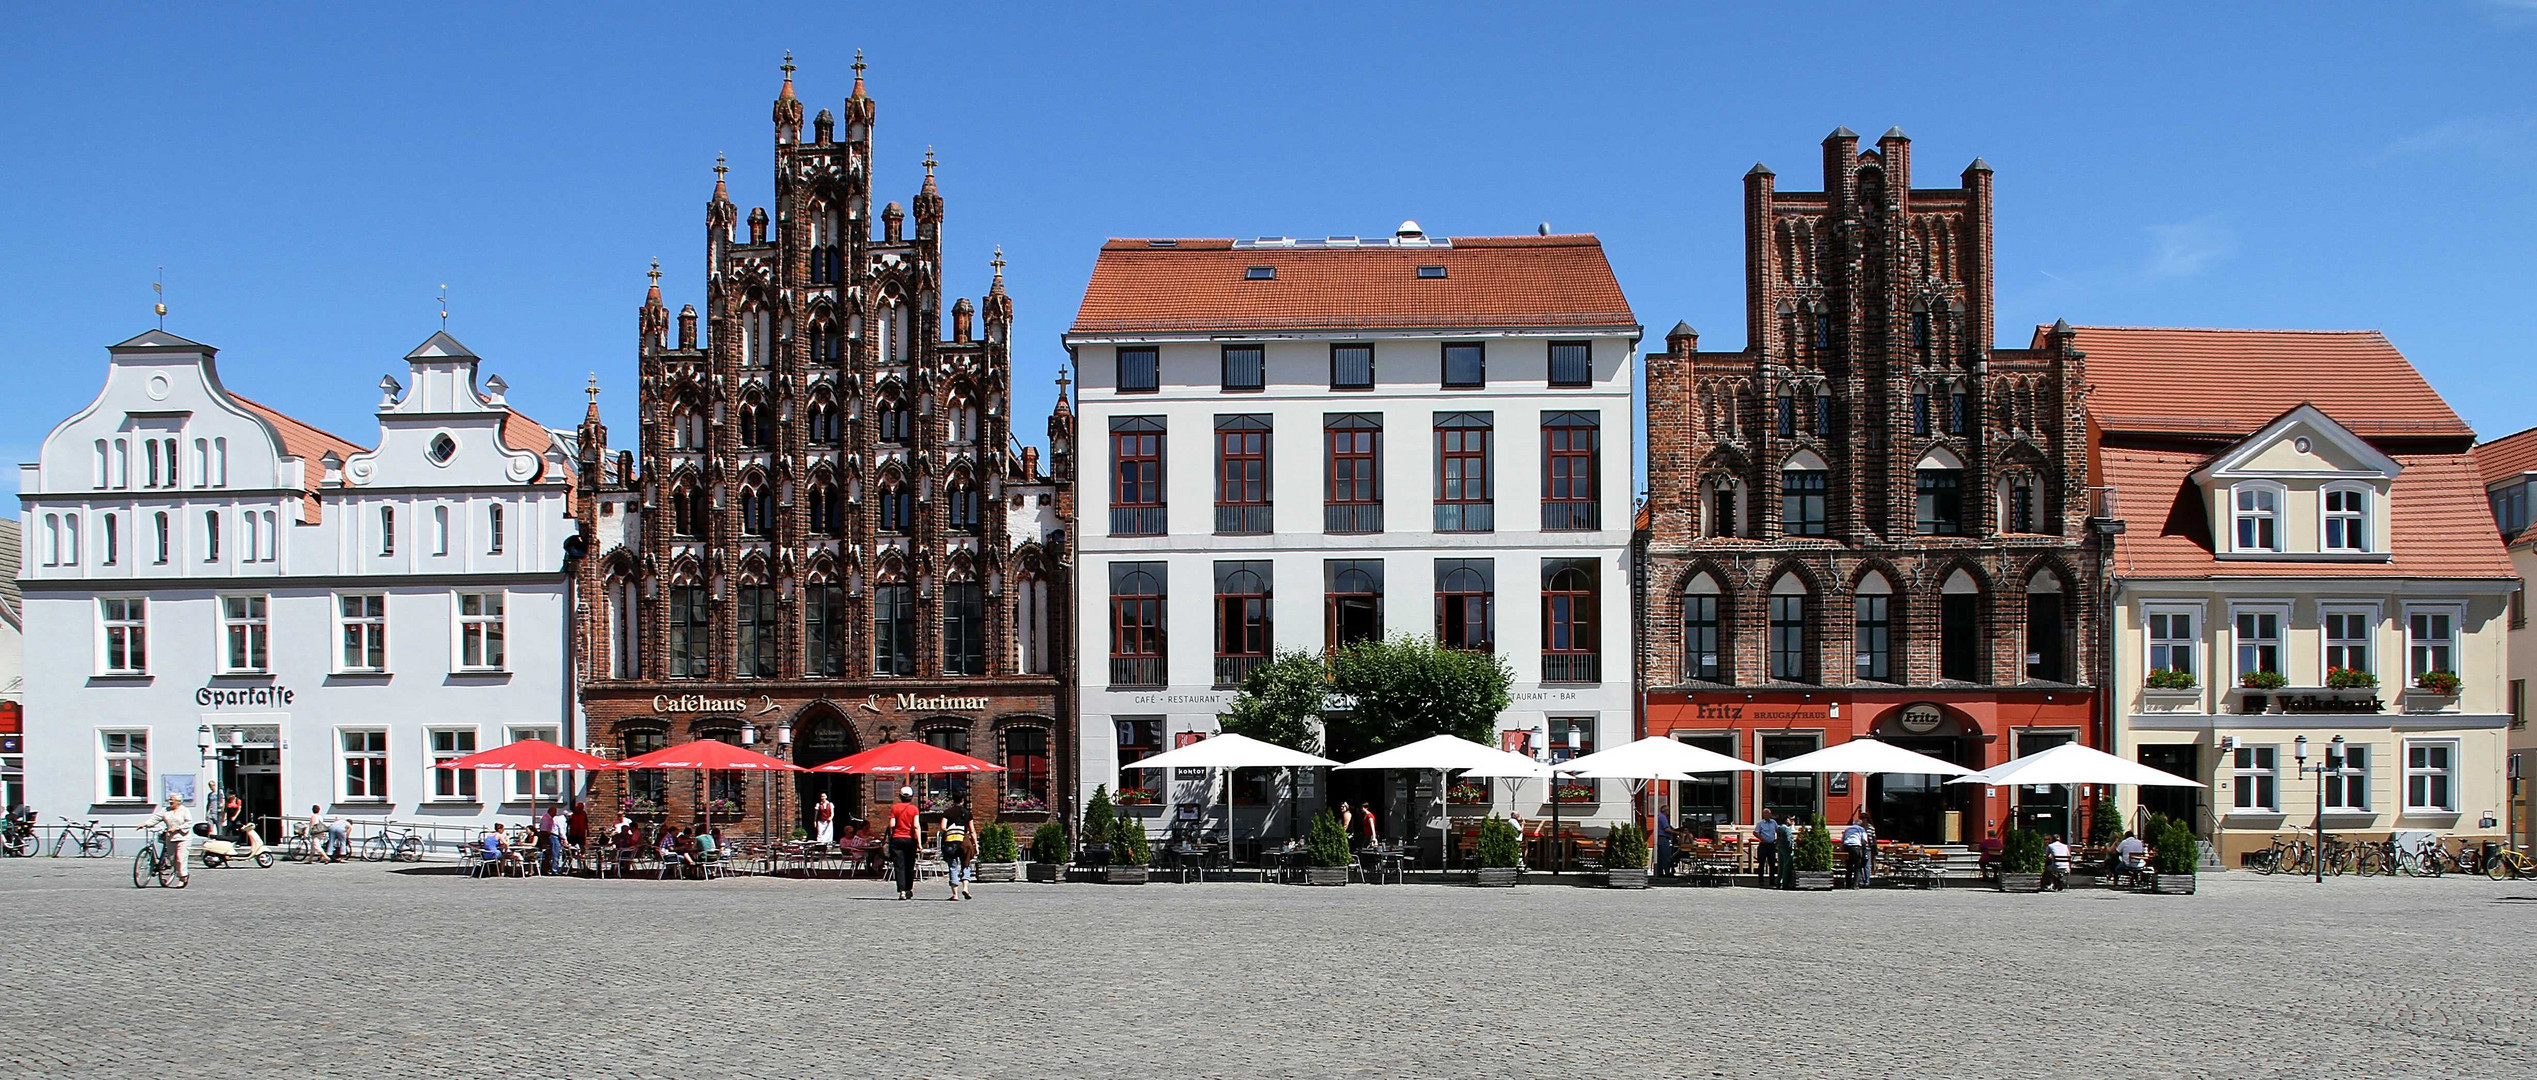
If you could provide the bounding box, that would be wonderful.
[651,693,775,715]
[1895,703,1946,734]
[895,693,991,712]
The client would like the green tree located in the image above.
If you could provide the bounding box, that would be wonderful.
[1474,816,1522,869]
[1323,637,1513,759]
[1304,810,1353,868]
[1079,786,1118,866]
[1792,816,1836,872]
[1217,649,1329,753]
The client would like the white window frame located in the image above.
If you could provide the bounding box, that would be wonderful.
[2321,483,2371,553]
[2230,744,2280,812]
[60,512,79,566]
[2231,482,2284,553]
[432,504,451,557]
[100,511,117,566]
[426,726,479,802]
[2323,743,2370,812]
[98,596,148,676]
[97,728,150,804]
[2406,605,2461,686]
[336,593,388,674]
[2403,738,2458,813]
[455,591,507,672]
[2320,604,2376,683]
[507,725,563,802]
[218,594,270,674]
[336,728,391,804]
[2230,603,2288,681]
[2144,604,2199,679]
[487,502,505,555]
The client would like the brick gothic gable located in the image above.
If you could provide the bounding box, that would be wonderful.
[1640,128,2108,700]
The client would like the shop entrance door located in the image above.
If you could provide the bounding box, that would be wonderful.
[791,712,863,836]
[1869,736,1969,843]
[2136,744,2201,835]
[219,748,283,843]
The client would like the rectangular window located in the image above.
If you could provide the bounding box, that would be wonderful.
[428,728,479,802]
[339,594,386,673]
[100,597,148,675]
[2231,745,2279,812]
[1442,342,1485,388]
[1213,561,1273,688]
[2234,486,2281,552]
[1776,394,1795,438]
[1110,417,1166,537]
[99,730,149,803]
[1330,343,1374,390]
[1915,470,1964,535]
[1433,413,1493,532]
[457,592,506,671]
[1541,412,1599,531]
[2323,488,2367,552]
[805,584,848,677]
[2234,609,2282,679]
[1769,595,1807,681]
[509,726,563,801]
[1214,416,1271,535]
[1540,558,1598,683]
[736,586,779,679]
[1327,559,1385,652]
[1673,733,1739,826]
[1782,470,1828,536]
[1812,394,1832,437]
[943,581,986,676]
[2408,610,2456,685]
[1761,734,1821,821]
[2323,609,2370,680]
[668,585,710,679]
[340,729,389,803]
[220,595,268,673]
[2404,739,2457,812]
[1912,393,1931,436]
[1854,594,1892,681]
[2147,609,2196,677]
[1109,563,1166,687]
[1324,414,1382,534]
[2324,744,2370,812]
[1549,717,1597,803]
[204,509,221,562]
[1682,592,1721,681]
[2514,678,2527,730]
[154,511,169,564]
[1115,718,1164,798]
[1117,346,1158,393]
[1948,392,1968,435]
[1002,727,1052,813]
[487,503,505,555]
[101,512,117,566]
[1220,345,1264,392]
[1548,341,1592,387]
[873,583,915,676]
[1436,558,1494,652]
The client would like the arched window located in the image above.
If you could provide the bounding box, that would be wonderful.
[946,480,980,534]
[621,726,669,806]
[670,405,705,451]
[1812,385,1833,437]
[1437,559,1493,652]
[1326,560,1384,649]
[876,398,914,444]
[1853,571,1894,682]
[809,402,843,447]
[1682,573,1724,682]
[873,573,915,676]
[2323,484,2370,552]
[809,483,846,538]
[739,404,774,449]
[1540,559,1599,683]
[1776,388,1796,437]
[672,485,709,538]
[1941,568,1982,683]
[2232,483,2282,552]
[1768,574,1809,682]
[739,486,773,536]
[1915,448,1966,536]
[1706,477,1742,538]
[949,400,980,444]
[876,479,914,534]
[2025,568,2067,682]
[1014,571,1052,675]
[809,321,841,363]
[739,306,773,368]
[1998,470,2041,534]
[884,301,908,364]
[607,574,640,679]
[1782,450,1828,537]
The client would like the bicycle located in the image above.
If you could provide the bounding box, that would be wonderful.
[361,822,423,863]
[2487,844,2535,880]
[52,817,114,859]
[284,827,326,864]
[131,830,186,888]
[1,815,35,858]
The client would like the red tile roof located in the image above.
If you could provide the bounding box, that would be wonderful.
[1067,235,1635,336]
[2472,425,2537,487]
[2062,326,2471,439]
[2102,447,2513,580]
[233,395,367,493]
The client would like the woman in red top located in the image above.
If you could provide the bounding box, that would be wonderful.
[888,787,921,900]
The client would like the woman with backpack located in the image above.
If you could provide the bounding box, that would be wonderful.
[938,799,974,901]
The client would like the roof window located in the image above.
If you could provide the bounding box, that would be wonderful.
[1146,239,1178,248]
[1417,265,1447,279]
[1245,266,1276,281]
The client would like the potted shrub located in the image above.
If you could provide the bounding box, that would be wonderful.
[2144,668,2197,691]
[2325,667,2378,690]
[1603,822,1650,889]
[1472,815,1522,887]
[1300,809,1352,886]
[1105,810,1151,885]
[972,822,1018,883]
[1790,817,1837,890]
[1026,821,1068,883]
[1997,828,2047,892]
[1070,786,1118,881]
[2415,669,2462,697]
[2147,817,2199,894]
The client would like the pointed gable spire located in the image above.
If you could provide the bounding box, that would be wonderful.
[844,48,876,130]
[772,51,803,141]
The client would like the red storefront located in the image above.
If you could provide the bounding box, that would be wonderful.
[1642,688,2096,845]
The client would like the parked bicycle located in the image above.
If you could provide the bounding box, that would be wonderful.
[52,816,114,859]
[2487,844,2535,880]
[284,826,326,864]
[361,822,424,863]
[1,808,36,857]
[131,829,185,888]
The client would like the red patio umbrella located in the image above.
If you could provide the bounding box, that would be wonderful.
[439,738,612,773]
[610,739,804,773]
[806,739,1004,775]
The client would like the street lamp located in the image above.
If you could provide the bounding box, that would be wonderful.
[2294,734,2347,884]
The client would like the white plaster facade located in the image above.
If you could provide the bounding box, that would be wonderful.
[17,329,575,846]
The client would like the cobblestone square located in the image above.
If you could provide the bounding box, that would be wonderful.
[0,859,2529,1079]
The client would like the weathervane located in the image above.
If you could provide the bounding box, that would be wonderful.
[153,267,166,328]
[438,284,449,328]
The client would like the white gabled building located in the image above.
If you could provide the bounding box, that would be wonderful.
[1061,226,1641,856]
[18,329,576,845]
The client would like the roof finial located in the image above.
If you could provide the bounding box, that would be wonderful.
[438,284,449,328]
[587,372,601,403]
[991,246,1005,277]
[714,153,729,182]
[1055,364,1070,397]
[851,49,867,96]
[648,258,663,286]
[924,145,936,176]
[778,51,796,97]
[152,266,166,328]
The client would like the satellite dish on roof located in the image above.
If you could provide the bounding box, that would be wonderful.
[1396,220,1423,239]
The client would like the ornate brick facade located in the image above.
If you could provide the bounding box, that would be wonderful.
[1636,128,2113,843]
[571,55,1073,839]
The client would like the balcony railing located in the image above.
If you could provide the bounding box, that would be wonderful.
[1215,504,1273,535]
[1540,652,1601,684]
[1214,654,1270,689]
[1110,505,1167,537]
[1325,502,1384,534]
[1434,502,1494,532]
[1541,500,1600,531]
[1109,656,1167,688]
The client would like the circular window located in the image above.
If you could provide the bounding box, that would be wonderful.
[2294,437,2312,454]
[428,433,457,465]
[145,373,171,400]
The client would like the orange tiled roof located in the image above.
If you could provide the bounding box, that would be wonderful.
[2472,425,2537,487]
[2102,447,2513,580]
[2062,326,2471,439]
[1068,235,1635,335]
[233,395,367,493]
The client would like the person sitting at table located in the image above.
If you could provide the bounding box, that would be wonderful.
[477,827,509,877]
[2114,830,2148,877]
[2044,833,2073,891]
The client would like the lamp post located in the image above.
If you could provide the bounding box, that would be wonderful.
[2295,734,2346,884]
[195,724,213,812]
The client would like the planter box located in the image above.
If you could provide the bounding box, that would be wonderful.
[1604,868,1649,889]
[1024,863,1062,883]
[2147,873,2197,895]
[972,862,1017,884]
[1473,867,1519,888]
[1790,870,1837,891]
[1100,865,1149,886]
[1300,866,1350,886]
[1997,872,2046,893]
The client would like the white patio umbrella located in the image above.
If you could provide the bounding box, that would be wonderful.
[1337,735,1546,867]
[1760,737,1975,777]
[1121,733,1339,877]
[1948,741,2207,789]
[1558,735,1761,778]
[1437,752,1552,870]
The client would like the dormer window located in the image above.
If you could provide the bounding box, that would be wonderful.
[2323,485,2370,552]
[2233,484,2282,552]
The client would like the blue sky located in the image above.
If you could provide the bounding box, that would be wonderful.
[6,3,2535,500]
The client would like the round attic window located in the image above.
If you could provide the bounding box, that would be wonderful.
[2294,437,2312,454]
[428,433,457,465]
[145,373,171,400]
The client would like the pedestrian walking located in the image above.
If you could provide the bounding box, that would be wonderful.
[1337,802,1355,844]
[888,786,920,900]
[1753,809,1781,887]
[1358,805,1379,851]
[939,800,973,901]
[814,794,836,846]
[1778,815,1797,890]
[144,794,193,884]
[566,801,589,850]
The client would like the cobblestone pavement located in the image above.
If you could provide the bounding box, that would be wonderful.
[1,858,2530,1079]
